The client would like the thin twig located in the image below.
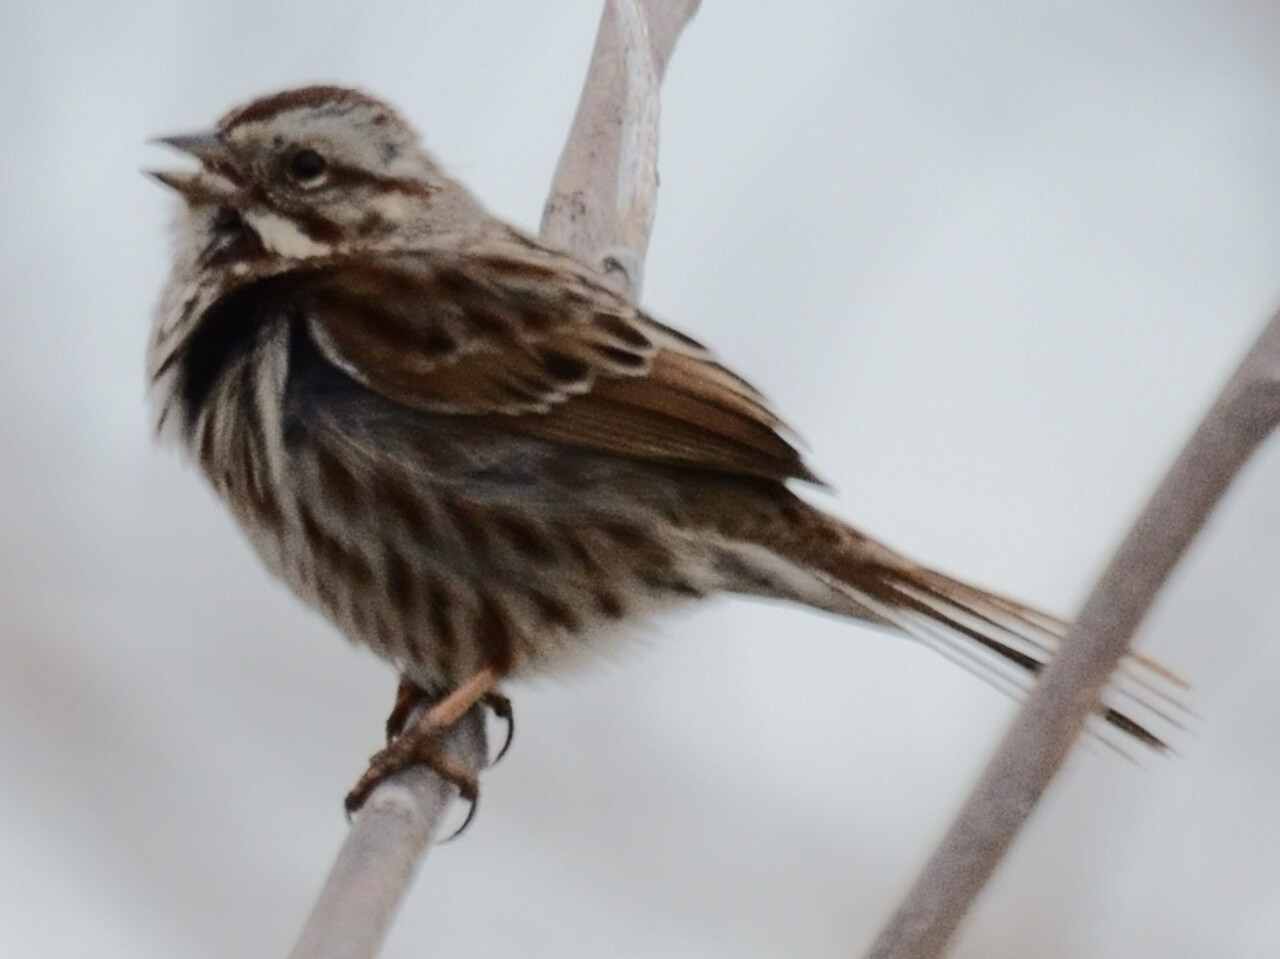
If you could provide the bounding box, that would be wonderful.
[286,3,701,957]
[866,309,1280,958]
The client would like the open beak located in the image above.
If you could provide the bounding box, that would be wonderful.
[147,129,242,202]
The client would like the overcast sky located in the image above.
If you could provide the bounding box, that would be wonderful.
[3,2,1280,957]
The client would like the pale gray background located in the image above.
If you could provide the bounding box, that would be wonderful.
[2,1,1279,956]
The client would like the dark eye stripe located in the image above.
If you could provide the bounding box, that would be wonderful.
[321,163,435,198]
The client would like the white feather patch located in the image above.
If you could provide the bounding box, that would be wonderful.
[245,210,333,258]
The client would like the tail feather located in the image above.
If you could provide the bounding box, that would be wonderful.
[722,499,1188,752]
[868,564,1186,751]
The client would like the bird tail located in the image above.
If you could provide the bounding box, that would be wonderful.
[718,497,1187,753]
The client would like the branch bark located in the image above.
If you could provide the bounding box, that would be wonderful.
[286,2,700,956]
[866,310,1280,958]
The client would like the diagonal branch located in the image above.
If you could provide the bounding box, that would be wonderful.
[865,308,1280,958]
[285,3,701,957]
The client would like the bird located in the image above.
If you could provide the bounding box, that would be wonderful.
[147,85,1182,816]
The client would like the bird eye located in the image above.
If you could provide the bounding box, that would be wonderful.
[288,148,327,184]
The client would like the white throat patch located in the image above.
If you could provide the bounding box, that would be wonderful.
[244,209,333,258]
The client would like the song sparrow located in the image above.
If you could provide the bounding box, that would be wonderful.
[148,85,1180,813]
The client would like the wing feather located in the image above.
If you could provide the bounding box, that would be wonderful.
[300,237,819,483]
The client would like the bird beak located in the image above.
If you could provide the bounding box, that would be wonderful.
[147,130,242,200]
[151,130,231,165]
[142,168,221,202]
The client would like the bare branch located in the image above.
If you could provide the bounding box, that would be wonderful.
[542,0,702,295]
[287,3,700,957]
[866,309,1280,958]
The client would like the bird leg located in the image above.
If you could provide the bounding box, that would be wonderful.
[384,675,515,757]
[384,674,426,742]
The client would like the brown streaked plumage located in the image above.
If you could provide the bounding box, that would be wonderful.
[148,85,1184,814]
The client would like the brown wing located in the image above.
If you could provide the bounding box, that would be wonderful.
[302,236,821,484]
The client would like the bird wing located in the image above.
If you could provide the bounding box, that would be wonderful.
[299,235,821,484]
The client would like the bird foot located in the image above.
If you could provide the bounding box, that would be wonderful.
[345,668,506,839]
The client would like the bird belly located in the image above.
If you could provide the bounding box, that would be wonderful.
[211,438,714,692]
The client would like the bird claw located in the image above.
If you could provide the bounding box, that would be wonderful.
[480,691,515,764]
